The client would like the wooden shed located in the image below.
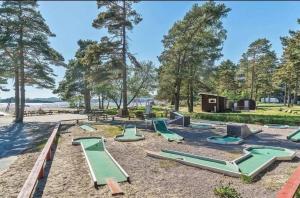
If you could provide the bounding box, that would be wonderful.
[234,99,256,111]
[200,93,227,113]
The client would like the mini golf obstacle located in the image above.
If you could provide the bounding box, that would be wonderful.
[72,137,129,195]
[207,124,262,145]
[207,136,243,145]
[153,120,184,142]
[79,124,96,132]
[168,111,190,127]
[115,125,144,142]
[264,124,290,129]
[227,124,262,138]
[287,129,300,142]
[147,146,295,178]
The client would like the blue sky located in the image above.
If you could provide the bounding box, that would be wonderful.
[1,1,300,99]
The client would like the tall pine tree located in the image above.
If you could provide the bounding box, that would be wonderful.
[0,1,64,122]
[92,0,142,116]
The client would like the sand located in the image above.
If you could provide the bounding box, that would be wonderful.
[0,117,299,198]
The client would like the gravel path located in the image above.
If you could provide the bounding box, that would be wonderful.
[0,119,299,198]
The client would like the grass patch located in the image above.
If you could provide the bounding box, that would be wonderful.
[240,174,253,184]
[295,186,300,198]
[159,160,178,169]
[214,182,242,198]
[93,124,123,138]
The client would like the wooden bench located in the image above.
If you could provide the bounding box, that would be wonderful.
[18,123,61,198]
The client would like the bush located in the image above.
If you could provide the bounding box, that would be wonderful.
[214,183,242,198]
[240,174,252,183]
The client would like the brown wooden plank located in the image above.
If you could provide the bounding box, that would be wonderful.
[106,178,124,196]
[17,123,60,198]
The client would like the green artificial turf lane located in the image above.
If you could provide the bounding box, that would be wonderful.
[288,129,300,141]
[236,148,292,175]
[154,120,183,141]
[80,124,96,132]
[78,138,127,185]
[160,150,238,173]
[115,126,143,141]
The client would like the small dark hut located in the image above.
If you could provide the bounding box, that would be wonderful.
[234,99,256,111]
[200,93,227,113]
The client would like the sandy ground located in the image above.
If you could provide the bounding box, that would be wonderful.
[0,114,87,171]
[0,118,299,198]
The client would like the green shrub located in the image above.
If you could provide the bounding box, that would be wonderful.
[214,183,242,198]
[295,186,300,198]
[240,174,252,183]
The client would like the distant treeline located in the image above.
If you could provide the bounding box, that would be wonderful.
[0,97,61,103]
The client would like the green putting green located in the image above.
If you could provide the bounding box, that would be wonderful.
[73,137,128,186]
[287,129,300,142]
[147,146,295,178]
[207,136,243,145]
[153,120,184,142]
[115,125,144,142]
[235,147,295,177]
[80,124,96,132]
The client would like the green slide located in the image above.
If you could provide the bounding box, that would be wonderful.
[72,137,129,186]
[147,146,295,178]
[80,124,96,132]
[153,120,184,142]
[287,129,300,142]
[115,125,145,142]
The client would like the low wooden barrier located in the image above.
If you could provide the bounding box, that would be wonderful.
[277,165,300,198]
[18,123,61,198]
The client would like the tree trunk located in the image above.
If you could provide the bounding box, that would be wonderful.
[189,83,194,113]
[174,79,181,111]
[83,87,91,113]
[287,85,291,107]
[293,76,299,104]
[98,95,101,109]
[83,79,91,113]
[101,95,104,109]
[18,31,25,122]
[121,0,128,117]
[106,101,110,109]
[14,66,20,122]
[284,83,287,106]
[250,57,256,100]
[17,2,25,123]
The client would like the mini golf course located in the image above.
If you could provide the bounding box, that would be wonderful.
[79,124,96,132]
[207,136,244,145]
[115,125,144,142]
[72,137,129,186]
[287,129,300,142]
[153,120,184,142]
[147,146,295,178]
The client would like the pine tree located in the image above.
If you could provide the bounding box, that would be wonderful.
[92,0,142,116]
[158,2,230,112]
[0,0,64,122]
